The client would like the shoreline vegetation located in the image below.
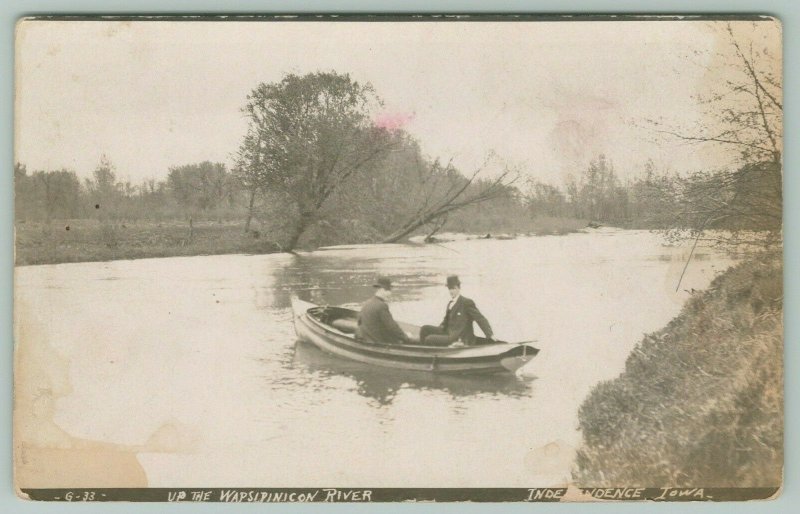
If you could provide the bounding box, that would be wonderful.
[574,256,783,487]
[13,216,591,266]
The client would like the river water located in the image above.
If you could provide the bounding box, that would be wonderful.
[14,228,735,487]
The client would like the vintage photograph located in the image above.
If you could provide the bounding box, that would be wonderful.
[13,16,782,502]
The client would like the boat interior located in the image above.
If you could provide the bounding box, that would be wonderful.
[310,306,362,333]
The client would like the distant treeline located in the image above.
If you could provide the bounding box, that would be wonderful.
[14,158,238,223]
[15,70,781,251]
[14,150,781,249]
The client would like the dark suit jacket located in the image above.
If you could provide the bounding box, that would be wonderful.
[440,295,493,344]
[356,296,410,344]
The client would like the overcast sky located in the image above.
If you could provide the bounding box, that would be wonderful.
[14,19,772,185]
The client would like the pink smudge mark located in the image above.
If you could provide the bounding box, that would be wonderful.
[373,112,415,131]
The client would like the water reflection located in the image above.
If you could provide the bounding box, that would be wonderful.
[270,250,446,309]
[291,340,533,406]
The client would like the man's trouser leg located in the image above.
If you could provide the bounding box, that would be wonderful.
[419,325,455,346]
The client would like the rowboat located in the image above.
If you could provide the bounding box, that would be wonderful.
[293,340,534,404]
[291,297,539,374]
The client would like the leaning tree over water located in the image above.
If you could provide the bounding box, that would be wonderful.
[235,72,396,251]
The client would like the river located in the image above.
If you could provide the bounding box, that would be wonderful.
[14,228,735,487]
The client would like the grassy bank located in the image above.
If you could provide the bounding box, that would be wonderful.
[15,216,591,266]
[14,219,281,266]
[574,256,783,487]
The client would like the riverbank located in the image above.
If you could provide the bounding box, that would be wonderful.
[574,255,783,487]
[14,219,282,266]
[14,216,589,266]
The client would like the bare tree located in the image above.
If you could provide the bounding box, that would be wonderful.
[653,21,781,165]
[649,20,782,247]
[381,155,517,243]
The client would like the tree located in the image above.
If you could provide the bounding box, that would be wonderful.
[15,163,84,221]
[526,179,569,218]
[14,163,32,220]
[86,155,119,199]
[32,169,82,220]
[566,154,629,223]
[667,161,781,246]
[85,155,121,218]
[305,130,427,240]
[650,21,782,245]
[627,159,679,228]
[136,178,170,220]
[314,134,519,243]
[565,177,580,218]
[167,161,232,213]
[233,128,271,233]
[236,71,396,251]
[658,22,781,166]
[380,154,517,243]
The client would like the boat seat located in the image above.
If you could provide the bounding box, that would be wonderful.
[331,318,358,334]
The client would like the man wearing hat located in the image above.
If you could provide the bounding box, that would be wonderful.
[419,275,494,347]
[356,276,412,345]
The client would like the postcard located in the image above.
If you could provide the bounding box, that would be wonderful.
[13,15,782,502]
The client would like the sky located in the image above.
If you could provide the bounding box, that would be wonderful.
[13,19,778,185]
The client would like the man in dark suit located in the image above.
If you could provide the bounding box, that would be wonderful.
[356,276,411,345]
[419,275,495,347]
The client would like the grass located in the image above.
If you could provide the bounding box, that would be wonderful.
[14,219,282,266]
[15,216,593,266]
[574,255,783,487]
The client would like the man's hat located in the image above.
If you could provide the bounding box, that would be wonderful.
[446,275,461,288]
[373,276,392,290]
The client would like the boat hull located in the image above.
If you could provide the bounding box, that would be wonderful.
[291,297,538,375]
